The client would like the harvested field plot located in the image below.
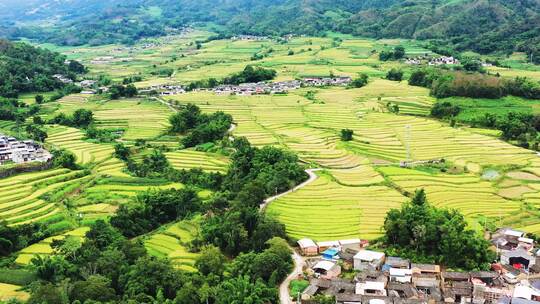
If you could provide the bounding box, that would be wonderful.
[46,126,114,165]
[15,227,89,265]
[0,169,90,225]
[379,167,521,222]
[145,219,200,271]
[267,172,406,240]
[166,150,229,173]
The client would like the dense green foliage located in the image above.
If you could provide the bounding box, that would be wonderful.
[51,149,78,170]
[340,129,354,141]
[410,69,540,100]
[386,68,404,81]
[20,214,290,303]
[351,74,369,88]
[384,189,496,270]
[222,65,277,85]
[224,137,307,197]
[0,40,85,97]
[430,102,461,119]
[185,66,277,91]
[379,46,405,61]
[169,103,233,148]
[0,222,53,256]
[49,109,94,128]
[109,84,138,99]
[111,188,201,238]
[86,126,123,143]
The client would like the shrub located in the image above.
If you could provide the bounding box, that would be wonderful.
[351,74,369,88]
[340,129,354,141]
[430,102,461,118]
[386,68,403,81]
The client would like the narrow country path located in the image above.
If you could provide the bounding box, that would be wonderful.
[258,168,321,303]
[259,168,322,210]
[280,249,305,304]
[152,96,178,113]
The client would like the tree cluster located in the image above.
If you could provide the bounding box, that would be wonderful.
[27,218,289,304]
[0,40,86,98]
[85,126,123,143]
[169,103,233,148]
[410,69,540,100]
[386,68,403,81]
[222,65,277,85]
[340,129,354,141]
[49,109,94,129]
[379,46,405,61]
[109,84,138,99]
[111,188,201,238]
[430,102,461,119]
[384,189,495,270]
[350,74,369,88]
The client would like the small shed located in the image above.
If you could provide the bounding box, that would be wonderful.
[356,281,387,296]
[385,256,410,269]
[390,268,413,283]
[298,238,318,256]
[411,263,441,275]
[317,240,340,252]
[313,260,341,279]
[501,249,536,270]
[336,294,362,304]
[322,248,340,260]
[354,250,386,271]
[338,238,363,251]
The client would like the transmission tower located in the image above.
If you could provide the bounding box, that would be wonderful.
[405,124,411,161]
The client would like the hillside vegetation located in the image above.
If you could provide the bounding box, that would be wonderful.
[0,40,85,97]
[1,0,539,59]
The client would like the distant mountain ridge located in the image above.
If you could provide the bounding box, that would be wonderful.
[0,0,539,57]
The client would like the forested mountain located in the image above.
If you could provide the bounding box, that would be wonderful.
[1,0,539,57]
[0,40,84,97]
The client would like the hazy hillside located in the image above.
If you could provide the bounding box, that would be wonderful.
[0,0,539,57]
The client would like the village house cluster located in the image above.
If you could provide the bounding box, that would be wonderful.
[139,76,353,97]
[213,76,352,96]
[139,84,186,96]
[231,35,269,41]
[214,80,302,95]
[404,56,460,66]
[296,228,540,304]
[0,134,52,165]
[405,56,493,68]
[90,56,134,65]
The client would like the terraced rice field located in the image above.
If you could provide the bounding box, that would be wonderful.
[27,32,540,242]
[15,227,89,265]
[0,283,29,302]
[329,166,385,186]
[43,98,172,141]
[0,168,90,225]
[92,99,171,140]
[346,112,536,168]
[144,220,200,271]
[379,167,522,223]
[267,172,407,240]
[171,78,540,239]
[46,126,114,165]
[166,150,230,173]
[74,178,183,219]
[95,158,130,177]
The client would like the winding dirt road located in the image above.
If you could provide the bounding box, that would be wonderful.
[260,168,322,210]
[280,250,305,304]
[258,168,321,303]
